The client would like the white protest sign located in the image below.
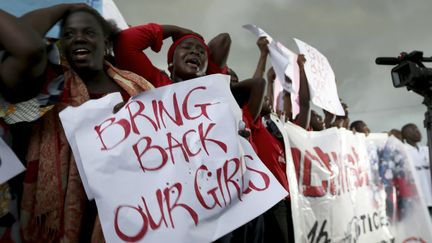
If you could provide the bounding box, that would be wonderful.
[60,74,287,243]
[102,0,128,30]
[294,38,345,116]
[273,42,301,119]
[270,41,299,93]
[60,93,125,200]
[0,138,25,184]
[243,25,302,119]
[267,41,295,93]
[243,25,298,93]
[242,24,273,42]
[285,124,394,243]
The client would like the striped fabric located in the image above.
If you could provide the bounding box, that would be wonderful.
[0,44,63,124]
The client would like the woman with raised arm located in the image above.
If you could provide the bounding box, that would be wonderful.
[114,22,266,135]
[114,23,234,87]
[18,4,153,242]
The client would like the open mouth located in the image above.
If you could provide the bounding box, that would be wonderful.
[72,48,91,59]
[185,57,201,70]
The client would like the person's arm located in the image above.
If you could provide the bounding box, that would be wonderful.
[161,25,197,41]
[114,24,194,87]
[331,102,349,128]
[231,37,269,122]
[252,37,269,79]
[207,33,231,69]
[0,10,46,102]
[231,78,267,123]
[20,3,87,37]
[295,54,310,129]
[323,109,335,129]
[115,24,167,87]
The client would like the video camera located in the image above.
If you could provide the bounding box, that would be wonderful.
[376,51,432,97]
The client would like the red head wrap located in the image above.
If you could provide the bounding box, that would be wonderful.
[167,34,209,72]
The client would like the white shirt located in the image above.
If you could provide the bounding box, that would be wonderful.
[405,143,432,206]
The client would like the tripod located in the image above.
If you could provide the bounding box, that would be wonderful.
[423,97,432,186]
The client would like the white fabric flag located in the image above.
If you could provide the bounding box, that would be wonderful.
[285,124,394,242]
[60,74,287,243]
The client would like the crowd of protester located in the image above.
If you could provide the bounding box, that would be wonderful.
[0,3,430,242]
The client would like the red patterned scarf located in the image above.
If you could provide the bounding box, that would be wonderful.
[20,62,153,242]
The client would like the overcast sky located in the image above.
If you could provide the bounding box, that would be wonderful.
[115,0,432,143]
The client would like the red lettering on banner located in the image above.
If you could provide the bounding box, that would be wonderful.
[126,100,160,133]
[142,190,168,229]
[329,151,341,195]
[95,85,218,151]
[303,150,328,197]
[114,205,148,242]
[350,147,369,188]
[194,165,223,210]
[216,168,228,206]
[132,122,227,172]
[222,158,243,203]
[158,93,183,128]
[314,147,335,195]
[194,155,271,210]
[291,148,301,181]
[291,146,369,197]
[114,182,198,241]
[164,183,198,227]
[95,118,131,151]
[182,86,213,120]
[183,129,201,156]
[132,136,168,172]
[198,123,227,155]
[165,132,189,164]
[243,155,270,193]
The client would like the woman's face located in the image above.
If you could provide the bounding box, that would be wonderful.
[172,38,208,81]
[60,11,106,72]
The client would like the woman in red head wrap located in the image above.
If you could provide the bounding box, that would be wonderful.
[114,23,232,87]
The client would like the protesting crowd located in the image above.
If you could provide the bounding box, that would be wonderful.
[0,2,431,243]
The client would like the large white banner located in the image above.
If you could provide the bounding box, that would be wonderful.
[367,135,432,243]
[60,74,287,243]
[285,123,394,242]
[294,38,345,116]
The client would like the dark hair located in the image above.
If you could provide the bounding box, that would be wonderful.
[60,7,120,39]
[59,7,120,56]
[349,120,364,131]
[401,123,416,138]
